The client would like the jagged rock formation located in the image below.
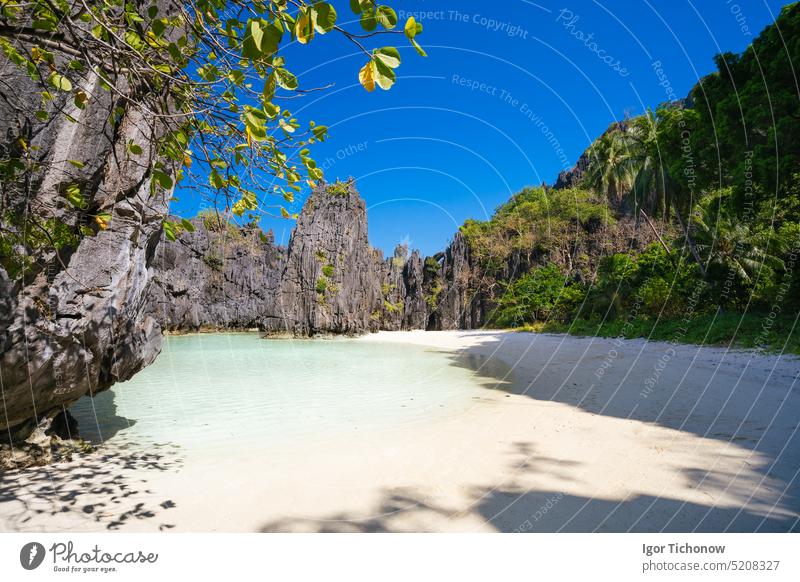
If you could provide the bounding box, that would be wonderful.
[150,182,422,335]
[148,180,664,337]
[0,3,175,456]
[148,221,286,330]
[554,121,627,192]
[554,149,590,191]
[269,182,384,335]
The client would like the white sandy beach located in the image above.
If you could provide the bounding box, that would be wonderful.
[1,330,799,532]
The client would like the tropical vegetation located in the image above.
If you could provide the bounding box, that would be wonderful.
[466,3,800,352]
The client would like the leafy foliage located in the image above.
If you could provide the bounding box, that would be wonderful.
[0,0,424,279]
[460,187,612,276]
[493,264,583,327]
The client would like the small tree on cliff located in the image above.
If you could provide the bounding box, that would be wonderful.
[0,0,424,265]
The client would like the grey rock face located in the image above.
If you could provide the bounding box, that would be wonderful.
[554,121,627,192]
[428,232,477,330]
[150,182,406,335]
[0,8,173,435]
[148,222,285,330]
[272,182,384,335]
[401,251,429,330]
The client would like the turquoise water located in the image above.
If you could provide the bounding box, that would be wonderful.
[71,334,495,457]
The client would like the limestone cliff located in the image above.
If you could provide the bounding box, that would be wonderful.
[269,182,384,335]
[148,180,662,338]
[0,1,175,465]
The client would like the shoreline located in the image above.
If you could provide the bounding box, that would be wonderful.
[1,330,798,532]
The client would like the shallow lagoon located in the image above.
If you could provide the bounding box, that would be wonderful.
[71,333,495,458]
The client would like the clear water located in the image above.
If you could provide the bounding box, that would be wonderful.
[70,334,496,459]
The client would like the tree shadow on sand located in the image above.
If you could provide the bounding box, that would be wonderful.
[0,442,183,531]
[259,441,799,533]
[443,332,800,526]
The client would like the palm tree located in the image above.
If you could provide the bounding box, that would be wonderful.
[690,190,784,282]
[625,111,672,220]
[584,129,635,208]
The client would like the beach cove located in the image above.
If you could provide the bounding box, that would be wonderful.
[0,331,797,533]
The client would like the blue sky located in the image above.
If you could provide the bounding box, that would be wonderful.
[174,0,788,256]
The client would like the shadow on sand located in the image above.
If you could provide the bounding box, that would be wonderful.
[0,442,182,531]
[262,332,800,532]
[1,385,182,532]
[260,440,799,533]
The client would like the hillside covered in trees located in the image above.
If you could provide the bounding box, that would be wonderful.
[460,3,800,352]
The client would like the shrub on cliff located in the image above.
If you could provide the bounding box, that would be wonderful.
[460,187,613,277]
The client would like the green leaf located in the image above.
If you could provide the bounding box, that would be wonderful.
[404,16,422,39]
[181,218,195,232]
[312,125,328,140]
[262,71,277,102]
[250,19,264,52]
[152,169,173,190]
[151,18,166,38]
[243,107,268,141]
[125,29,144,51]
[410,38,427,57]
[376,6,397,29]
[242,18,282,60]
[373,58,396,90]
[64,183,83,208]
[375,46,401,68]
[163,221,177,241]
[275,68,298,90]
[209,169,225,189]
[360,11,377,31]
[232,191,258,216]
[313,2,337,33]
[264,101,280,118]
[68,159,85,168]
[48,72,72,92]
[228,70,245,85]
[32,19,57,32]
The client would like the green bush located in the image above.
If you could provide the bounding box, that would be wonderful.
[326,181,349,196]
[494,264,583,326]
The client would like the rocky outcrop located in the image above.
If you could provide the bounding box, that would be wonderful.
[148,222,286,330]
[554,150,590,190]
[149,181,415,335]
[554,121,627,191]
[270,182,384,335]
[0,4,175,450]
[148,179,665,338]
